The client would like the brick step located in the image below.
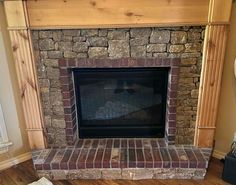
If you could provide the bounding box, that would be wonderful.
[32,138,211,171]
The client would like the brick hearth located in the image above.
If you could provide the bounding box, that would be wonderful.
[32,138,211,180]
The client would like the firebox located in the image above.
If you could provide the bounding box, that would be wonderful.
[73,68,169,138]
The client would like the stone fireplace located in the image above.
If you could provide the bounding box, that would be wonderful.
[32,27,204,147]
[30,27,211,180]
[4,0,231,180]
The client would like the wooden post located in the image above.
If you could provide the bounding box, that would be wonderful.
[4,1,46,149]
[194,0,232,148]
[194,25,228,147]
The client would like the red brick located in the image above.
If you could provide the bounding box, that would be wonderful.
[113,139,120,148]
[58,59,67,67]
[60,149,73,169]
[106,139,113,148]
[77,149,88,169]
[136,149,145,168]
[144,148,153,168]
[128,149,136,168]
[68,149,80,169]
[86,149,96,168]
[120,149,128,168]
[128,140,135,148]
[103,148,112,168]
[94,148,104,168]
[152,149,163,168]
[160,148,171,168]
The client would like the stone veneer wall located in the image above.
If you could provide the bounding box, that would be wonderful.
[31,27,204,146]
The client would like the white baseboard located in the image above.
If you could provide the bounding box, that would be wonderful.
[213,150,227,159]
[0,152,32,171]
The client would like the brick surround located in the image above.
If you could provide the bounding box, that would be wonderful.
[58,58,180,145]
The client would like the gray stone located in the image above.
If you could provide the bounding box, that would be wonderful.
[179,78,193,84]
[88,47,108,58]
[130,37,149,46]
[50,79,61,88]
[81,29,98,36]
[44,116,51,127]
[53,105,64,116]
[46,67,59,79]
[39,79,50,87]
[108,30,128,40]
[73,36,86,42]
[48,51,63,59]
[37,171,52,179]
[77,53,88,58]
[130,28,151,38]
[31,31,39,40]
[108,40,130,58]
[181,58,197,66]
[188,31,201,42]
[171,31,187,44]
[181,52,201,58]
[51,170,68,180]
[62,30,80,36]
[122,169,153,180]
[39,31,53,38]
[58,42,73,51]
[64,51,77,58]
[102,169,122,179]
[73,42,89,52]
[191,89,199,98]
[52,118,66,128]
[99,29,108,37]
[39,39,54,51]
[40,51,48,59]
[131,46,146,57]
[150,30,170,43]
[76,169,101,179]
[153,53,168,58]
[169,45,185,53]
[62,35,72,42]
[185,43,202,52]
[147,44,166,52]
[44,59,58,67]
[50,91,63,106]
[53,31,62,41]
[87,37,108,47]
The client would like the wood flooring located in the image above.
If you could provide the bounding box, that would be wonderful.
[0,158,229,185]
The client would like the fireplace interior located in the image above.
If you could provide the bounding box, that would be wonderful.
[73,68,169,138]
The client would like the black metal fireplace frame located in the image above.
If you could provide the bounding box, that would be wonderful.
[73,67,169,138]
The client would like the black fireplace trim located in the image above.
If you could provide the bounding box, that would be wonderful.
[73,67,169,138]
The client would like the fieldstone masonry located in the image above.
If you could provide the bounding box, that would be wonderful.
[32,27,204,146]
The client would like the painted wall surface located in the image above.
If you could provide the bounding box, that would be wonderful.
[215,1,236,155]
[0,2,30,162]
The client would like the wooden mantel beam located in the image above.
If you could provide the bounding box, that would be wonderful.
[4,0,46,149]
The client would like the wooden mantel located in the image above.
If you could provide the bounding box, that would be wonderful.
[3,0,233,149]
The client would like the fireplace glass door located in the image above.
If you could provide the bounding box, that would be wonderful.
[73,68,168,138]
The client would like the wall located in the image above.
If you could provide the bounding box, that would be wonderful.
[32,27,204,146]
[214,1,236,157]
[0,2,30,166]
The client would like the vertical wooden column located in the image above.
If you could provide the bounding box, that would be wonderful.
[194,0,232,148]
[194,25,228,148]
[4,1,46,149]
